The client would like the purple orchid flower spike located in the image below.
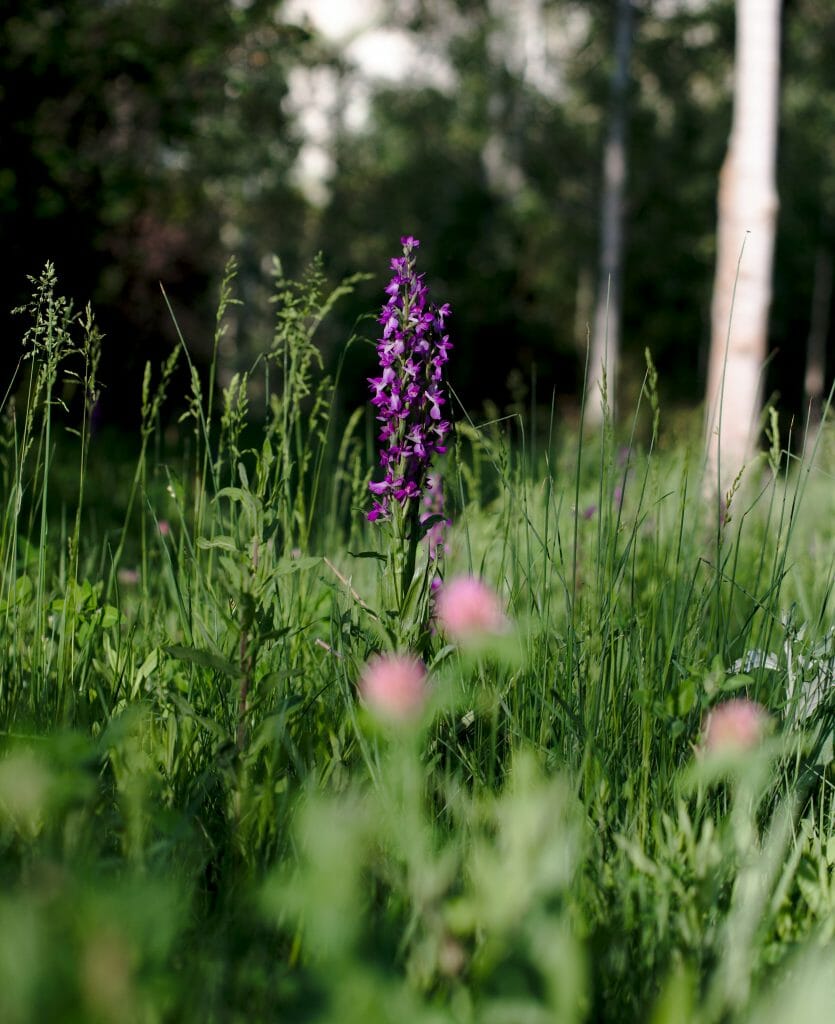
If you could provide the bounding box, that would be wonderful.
[367,236,453,522]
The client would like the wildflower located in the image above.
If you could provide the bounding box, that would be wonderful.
[358,653,429,723]
[116,568,140,585]
[367,236,452,522]
[157,519,171,537]
[435,576,508,641]
[702,698,769,753]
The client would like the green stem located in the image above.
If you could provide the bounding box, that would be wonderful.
[401,497,421,611]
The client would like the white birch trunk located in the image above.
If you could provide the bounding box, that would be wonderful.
[705,0,781,495]
[586,0,633,426]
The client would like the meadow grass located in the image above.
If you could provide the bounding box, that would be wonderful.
[0,261,833,1023]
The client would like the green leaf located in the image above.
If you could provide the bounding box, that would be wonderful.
[167,694,229,739]
[257,668,305,691]
[275,556,321,575]
[132,648,160,699]
[347,550,386,562]
[429,644,458,670]
[215,486,260,518]
[0,575,33,612]
[218,555,244,590]
[797,859,824,915]
[165,644,243,678]
[100,605,121,629]
[257,625,293,643]
[719,673,751,693]
[274,695,305,717]
[196,535,239,552]
[677,675,698,715]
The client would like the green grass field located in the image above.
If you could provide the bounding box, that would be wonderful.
[0,260,833,1023]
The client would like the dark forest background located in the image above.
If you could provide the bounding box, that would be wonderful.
[2,0,833,432]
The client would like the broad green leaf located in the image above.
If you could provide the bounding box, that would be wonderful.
[100,605,121,628]
[719,673,752,693]
[0,575,33,613]
[165,644,242,678]
[132,648,160,698]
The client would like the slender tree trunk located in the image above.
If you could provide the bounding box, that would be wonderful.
[705,0,781,495]
[586,0,633,426]
[804,246,832,426]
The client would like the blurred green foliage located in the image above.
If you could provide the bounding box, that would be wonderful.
[3,0,834,430]
[1,0,312,421]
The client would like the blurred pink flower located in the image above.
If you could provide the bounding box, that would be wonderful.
[435,576,507,641]
[158,519,171,537]
[702,699,769,753]
[117,568,140,585]
[358,653,429,723]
